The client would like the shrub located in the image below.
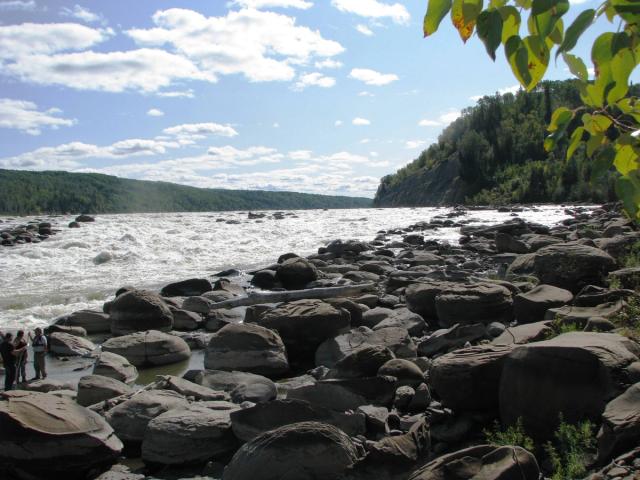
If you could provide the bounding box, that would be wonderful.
[544,417,596,480]
[484,418,535,452]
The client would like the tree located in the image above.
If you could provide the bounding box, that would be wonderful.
[423,0,640,217]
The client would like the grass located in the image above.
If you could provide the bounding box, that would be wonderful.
[610,294,640,341]
[484,418,535,452]
[622,240,640,268]
[544,317,583,339]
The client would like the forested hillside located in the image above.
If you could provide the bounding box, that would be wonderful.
[0,170,371,214]
[375,80,626,206]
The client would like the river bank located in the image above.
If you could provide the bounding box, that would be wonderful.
[1,203,639,480]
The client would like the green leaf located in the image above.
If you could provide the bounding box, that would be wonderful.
[562,53,588,81]
[592,145,615,181]
[615,172,640,220]
[556,9,595,58]
[529,0,569,38]
[608,47,636,103]
[515,0,532,7]
[611,0,640,24]
[548,106,573,132]
[523,35,550,90]
[451,0,483,42]
[424,0,453,36]
[583,113,612,135]
[567,126,585,160]
[614,144,640,176]
[587,132,605,156]
[477,10,503,60]
[505,36,531,89]
[499,6,521,44]
[548,18,564,45]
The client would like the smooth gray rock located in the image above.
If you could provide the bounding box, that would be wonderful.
[54,309,111,334]
[49,332,96,356]
[93,351,138,385]
[597,382,640,462]
[195,369,277,404]
[514,284,573,324]
[77,375,132,407]
[435,282,513,327]
[110,290,174,335]
[102,330,191,367]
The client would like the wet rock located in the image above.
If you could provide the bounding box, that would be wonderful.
[54,309,111,334]
[142,402,239,466]
[160,278,212,297]
[170,307,201,331]
[205,323,289,377]
[324,239,371,256]
[223,422,360,480]
[75,214,95,222]
[77,375,132,407]
[514,284,573,324]
[110,290,173,336]
[251,269,279,289]
[276,257,318,289]
[0,391,122,479]
[205,308,244,331]
[102,330,191,367]
[93,351,138,385]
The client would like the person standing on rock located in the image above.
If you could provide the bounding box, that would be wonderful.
[29,328,47,380]
[13,330,28,385]
[0,333,27,391]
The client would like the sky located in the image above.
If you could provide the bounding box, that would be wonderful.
[0,0,612,198]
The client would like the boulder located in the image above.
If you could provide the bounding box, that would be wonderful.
[0,391,122,479]
[418,323,486,357]
[431,345,514,411]
[110,290,174,335]
[506,253,536,276]
[544,300,625,327]
[276,257,318,289]
[499,332,640,438]
[251,269,279,289]
[533,243,616,292]
[158,375,230,402]
[597,382,640,462]
[373,308,427,336]
[328,345,395,379]
[205,323,289,377]
[194,369,277,404]
[160,278,212,297]
[142,402,239,466]
[255,299,350,363]
[230,399,366,441]
[378,359,424,387]
[22,378,75,393]
[514,284,573,324]
[495,232,529,253]
[408,444,540,480]
[93,351,138,385]
[316,326,416,368]
[491,321,553,346]
[405,281,458,320]
[75,214,95,222]
[54,309,111,334]
[170,308,201,331]
[361,307,393,329]
[49,332,96,356]
[102,330,191,367]
[205,308,244,331]
[104,390,189,444]
[77,375,133,407]
[324,239,371,255]
[44,324,87,337]
[222,422,360,480]
[608,267,640,290]
[435,283,513,327]
[182,296,214,314]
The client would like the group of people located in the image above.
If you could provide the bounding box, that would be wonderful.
[0,328,48,391]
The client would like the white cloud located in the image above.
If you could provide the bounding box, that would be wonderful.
[158,89,195,98]
[332,0,410,24]
[471,84,521,102]
[229,0,314,8]
[353,117,370,126]
[355,24,374,36]
[358,91,374,97]
[147,109,165,117]
[418,110,462,127]
[405,140,427,149]
[5,49,214,93]
[293,72,336,90]
[60,5,102,24]
[127,8,344,84]
[289,150,312,160]
[0,23,113,60]
[349,68,398,86]
[335,120,343,127]
[0,1,36,11]
[0,98,76,135]
[314,59,343,69]
[163,122,239,138]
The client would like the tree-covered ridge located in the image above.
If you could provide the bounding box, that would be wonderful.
[0,169,372,215]
[375,80,629,207]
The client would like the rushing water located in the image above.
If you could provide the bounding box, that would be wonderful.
[0,206,574,331]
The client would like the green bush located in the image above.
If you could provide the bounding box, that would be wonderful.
[484,418,535,452]
[544,417,596,480]
[611,295,640,341]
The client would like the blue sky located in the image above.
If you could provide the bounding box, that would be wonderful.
[0,0,610,197]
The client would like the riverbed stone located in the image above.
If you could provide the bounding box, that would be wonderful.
[142,402,240,466]
[54,309,111,334]
[0,391,122,479]
[77,375,132,407]
[160,278,212,297]
[405,281,458,321]
[418,323,486,357]
[434,282,513,327]
[378,359,424,387]
[514,284,573,324]
[102,330,191,367]
[205,323,289,377]
[157,375,230,402]
[222,422,360,480]
[491,321,553,345]
[93,351,138,385]
[110,290,174,335]
[276,257,318,289]
[170,307,201,331]
[49,332,96,356]
[597,382,640,462]
[328,345,395,379]
[194,369,277,404]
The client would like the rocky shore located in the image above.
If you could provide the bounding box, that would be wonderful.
[0,214,96,247]
[1,204,639,480]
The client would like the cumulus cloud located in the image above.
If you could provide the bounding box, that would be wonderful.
[147,109,164,117]
[405,140,427,149]
[5,49,214,93]
[314,59,343,69]
[163,122,238,138]
[349,68,398,86]
[293,72,336,90]
[358,91,374,97]
[60,5,102,24]
[418,110,461,127]
[229,0,314,8]
[158,89,195,98]
[352,117,371,126]
[0,0,36,11]
[355,24,373,36]
[0,98,76,135]
[332,0,410,24]
[127,8,344,84]
[289,150,312,160]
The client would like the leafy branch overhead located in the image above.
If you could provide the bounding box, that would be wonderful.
[423,0,640,218]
